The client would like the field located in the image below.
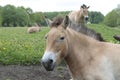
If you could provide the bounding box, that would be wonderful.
[0,27,49,65]
[0,27,70,80]
[0,24,120,80]
[0,24,120,65]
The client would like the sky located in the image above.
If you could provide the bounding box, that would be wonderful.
[0,0,120,16]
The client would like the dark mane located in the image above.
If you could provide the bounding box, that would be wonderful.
[51,16,64,27]
[81,4,86,7]
[69,21,105,41]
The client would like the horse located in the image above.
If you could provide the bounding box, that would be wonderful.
[68,4,105,41]
[41,16,120,80]
[27,23,41,33]
[45,16,105,41]
[68,4,90,24]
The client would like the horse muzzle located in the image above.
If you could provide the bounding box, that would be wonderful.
[41,58,56,71]
[41,51,57,71]
[85,16,89,21]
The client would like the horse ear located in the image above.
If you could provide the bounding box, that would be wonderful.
[62,16,69,29]
[45,16,53,27]
[87,6,90,9]
[81,6,84,8]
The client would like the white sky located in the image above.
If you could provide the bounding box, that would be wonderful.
[0,0,120,15]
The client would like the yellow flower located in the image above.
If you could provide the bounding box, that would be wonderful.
[3,47,6,50]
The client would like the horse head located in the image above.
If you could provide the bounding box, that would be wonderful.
[41,16,69,71]
[80,4,90,21]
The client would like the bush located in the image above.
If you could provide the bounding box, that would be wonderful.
[104,9,120,27]
[104,10,118,27]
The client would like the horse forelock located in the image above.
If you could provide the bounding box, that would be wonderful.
[51,16,64,27]
[81,4,87,8]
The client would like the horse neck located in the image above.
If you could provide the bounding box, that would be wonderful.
[76,10,85,24]
[65,28,97,77]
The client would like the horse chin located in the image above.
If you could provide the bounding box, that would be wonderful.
[42,62,56,71]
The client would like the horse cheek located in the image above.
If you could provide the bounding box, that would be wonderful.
[60,43,67,58]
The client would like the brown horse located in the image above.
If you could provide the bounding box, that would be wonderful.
[68,4,89,24]
[27,23,41,33]
[41,16,120,80]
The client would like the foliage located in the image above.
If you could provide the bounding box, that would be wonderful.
[104,6,120,27]
[0,6,3,26]
[104,10,119,27]
[1,5,29,27]
[2,5,16,27]
[44,11,69,19]
[33,12,45,26]
[0,4,47,27]
[89,11,104,24]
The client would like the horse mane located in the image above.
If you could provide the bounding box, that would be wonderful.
[81,4,89,8]
[51,16,64,27]
[81,4,87,8]
[113,35,120,41]
[69,21,105,41]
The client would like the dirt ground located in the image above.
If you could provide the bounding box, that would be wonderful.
[0,64,70,80]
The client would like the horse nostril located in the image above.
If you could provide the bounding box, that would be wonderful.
[85,17,89,21]
[48,59,53,64]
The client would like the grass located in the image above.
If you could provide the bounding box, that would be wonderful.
[0,24,120,65]
[0,27,50,65]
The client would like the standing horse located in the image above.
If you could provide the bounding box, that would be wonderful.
[41,16,120,80]
[68,4,105,41]
[68,4,89,24]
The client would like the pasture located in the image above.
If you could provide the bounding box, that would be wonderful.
[0,27,49,65]
[0,24,120,65]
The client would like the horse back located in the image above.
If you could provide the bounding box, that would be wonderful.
[101,42,120,80]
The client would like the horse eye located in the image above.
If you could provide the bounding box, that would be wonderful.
[45,36,47,39]
[60,36,65,40]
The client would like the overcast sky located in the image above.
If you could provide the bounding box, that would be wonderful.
[0,0,120,15]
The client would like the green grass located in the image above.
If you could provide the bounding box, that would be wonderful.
[88,24,120,43]
[0,24,120,65]
[0,27,50,65]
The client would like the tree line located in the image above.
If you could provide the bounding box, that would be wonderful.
[104,4,120,27]
[2,4,120,27]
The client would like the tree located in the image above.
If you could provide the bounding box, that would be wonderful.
[2,5,16,26]
[25,8,34,26]
[89,11,104,24]
[116,5,120,26]
[15,7,30,26]
[0,6,3,26]
[33,12,45,25]
[104,10,119,27]
[1,5,30,27]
